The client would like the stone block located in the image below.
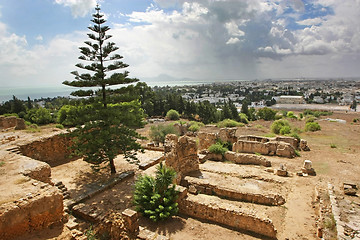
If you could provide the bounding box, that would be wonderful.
[122,209,139,233]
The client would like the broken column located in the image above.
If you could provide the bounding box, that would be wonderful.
[122,209,139,234]
[301,160,316,176]
[276,163,288,177]
[164,134,199,184]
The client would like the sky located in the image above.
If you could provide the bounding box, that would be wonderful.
[0,0,359,89]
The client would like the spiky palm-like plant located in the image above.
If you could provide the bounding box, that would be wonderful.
[133,163,179,222]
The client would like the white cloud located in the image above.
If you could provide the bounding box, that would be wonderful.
[35,35,43,41]
[226,37,240,45]
[297,17,323,26]
[54,0,97,18]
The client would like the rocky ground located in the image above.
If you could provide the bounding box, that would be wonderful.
[0,111,359,240]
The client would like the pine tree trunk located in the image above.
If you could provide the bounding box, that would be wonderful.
[110,158,116,174]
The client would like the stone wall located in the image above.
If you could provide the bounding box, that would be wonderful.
[19,134,73,165]
[19,156,52,184]
[176,187,277,239]
[233,140,296,158]
[198,132,217,151]
[224,151,271,167]
[182,176,285,206]
[0,116,26,130]
[164,134,199,183]
[0,184,63,240]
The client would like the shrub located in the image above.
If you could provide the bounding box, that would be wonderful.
[188,121,204,132]
[216,119,244,128]
[305,116,317,123]
[55,124,64,129]
[299,113,303,119]
[133,163,179,222]
[286,111,297,119]
[279,126,291,135]
[166,109,180,120]
[288,132,301,141]
[330,144,337,148]
[271,119,290,134]
[238,113,249,124]
[208,143,228,156]
[2,113,19,118]
[150,124,179,145]
[25,108,53,125]
[305,122,321,132]
[257,107,277,121]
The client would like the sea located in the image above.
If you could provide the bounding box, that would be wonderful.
[0,79,244,103]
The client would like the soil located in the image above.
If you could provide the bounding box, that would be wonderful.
[1,111,360,240]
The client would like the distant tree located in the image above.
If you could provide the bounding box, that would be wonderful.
[257,107,277,121]
[166,109,180,120]
[27,97,33,109]
[11,96,26,114]
[228,100,240,122]
[350,100,357,111]
[241,100,249,118]
[63,5,144,174]
[221,102,232,120]
[25,108,53,125]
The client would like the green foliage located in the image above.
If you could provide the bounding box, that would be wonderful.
[257,107,277,121]
[208,143,228,156]
[166,109,180,120]
[55,124,64,129]
[133,163,179,222]
[287,132,301,141]
[0,161,5,167]
[62,6,143,174]
[238,113,249,124]
[294,149,301,157]
[330,144,337,148]
[279,125,291,135]
[150,124,179,145]
[2,113,19,118]
[305,116,317,123]
[216,119,244,128]
[305,122,321,132]
[353,118,359,123]
[286,111,297,119]
[25,108,53,125]
[271,119,290,134]
[188,121,204,132]
[303,110,332,117]
[299,113,303,119]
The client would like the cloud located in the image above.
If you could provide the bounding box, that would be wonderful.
[54,0,97,18]
[35,35,43,41]
[297,17,323,26]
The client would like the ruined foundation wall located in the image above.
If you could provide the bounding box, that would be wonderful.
[0,185,63,240]
[224,151,271,167]
[19,134,73,164]
[0,116,26,130]
[178,194,277,239]
[233,140,296,158]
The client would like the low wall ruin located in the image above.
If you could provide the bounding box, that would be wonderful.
[0,116,26,130]
[224,151,271,167]
[233,140,296,158]
[182,176,285,206]
[0,183,63,240]
[19,134,73,165]
[176,186,277,239]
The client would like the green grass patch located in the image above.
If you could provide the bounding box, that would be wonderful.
[216,119,245,128]
[330,144,337,148]
[0,161,5,167]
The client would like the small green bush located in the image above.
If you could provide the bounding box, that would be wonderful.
[271,119,290,134]
[330,144,337,148]
[150,124,179,145]
[286,111,296,118]
[55,124,64,129]
[279,126,291,135]
[166,109,180,120]
[208,143,228,156]
[188,121,204,132]
[305,122,321,132]
[299,113,303,119]
[133,163,179,222]
[257,107,277,121]
[216,119,244,128]
[238,113,249,124]
[288,132,301,141]
[305,116,317,123]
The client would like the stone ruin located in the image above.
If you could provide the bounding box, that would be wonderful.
[198,128,310,159]
[164,134,199,184]
[0,116,26,130]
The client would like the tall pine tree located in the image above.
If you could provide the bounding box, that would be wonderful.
[63,5,144,174]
